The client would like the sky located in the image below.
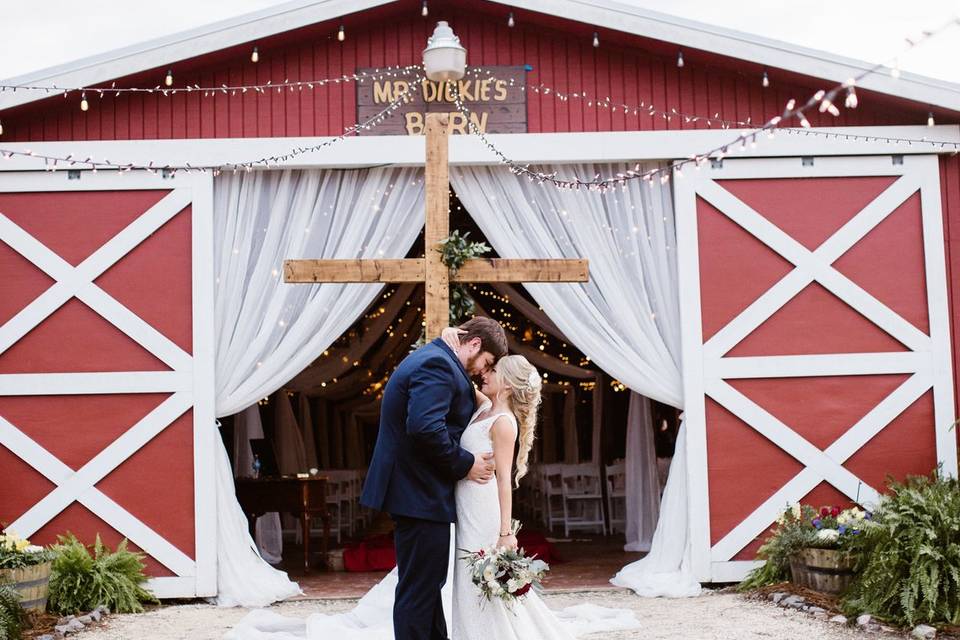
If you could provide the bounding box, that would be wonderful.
[0,0,957,83]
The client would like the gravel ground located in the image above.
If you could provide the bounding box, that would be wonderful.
[69,590,897,640]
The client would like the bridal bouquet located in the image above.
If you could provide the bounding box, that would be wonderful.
[459,524,549,605]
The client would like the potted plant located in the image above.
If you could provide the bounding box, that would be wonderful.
[789,505,870,595]
[0,531,55,613]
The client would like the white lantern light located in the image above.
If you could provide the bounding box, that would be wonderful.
[422,21,467,82]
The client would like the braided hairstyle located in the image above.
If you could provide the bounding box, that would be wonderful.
[494,355,543,487]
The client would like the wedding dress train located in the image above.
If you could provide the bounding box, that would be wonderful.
[226,403,640,639]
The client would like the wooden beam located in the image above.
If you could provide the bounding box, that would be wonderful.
[452,258,589,282]
[424,112,451,339]
[283,259,425,283]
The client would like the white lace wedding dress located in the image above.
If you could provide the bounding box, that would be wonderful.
[226,402,640,640]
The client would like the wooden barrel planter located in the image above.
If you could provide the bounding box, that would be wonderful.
[0,561,52,613]
[789,548,856,595]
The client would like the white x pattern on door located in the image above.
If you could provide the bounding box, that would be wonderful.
[0,171,215,597]
[675,155,957,582]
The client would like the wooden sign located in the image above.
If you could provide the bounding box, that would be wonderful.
[356,65,526,136]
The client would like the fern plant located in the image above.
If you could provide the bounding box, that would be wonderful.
[841,471,960,626]
[47,534,157,615]
[0,584,22,640]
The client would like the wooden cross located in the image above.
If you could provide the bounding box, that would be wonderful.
[284,113,588,339]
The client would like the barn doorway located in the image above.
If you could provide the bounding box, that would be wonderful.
[217,187,681,597]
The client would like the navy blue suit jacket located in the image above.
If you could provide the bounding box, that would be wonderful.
[360,338,477,522]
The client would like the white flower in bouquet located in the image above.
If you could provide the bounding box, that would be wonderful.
[482,563,496,582]
[25,545,44,553]
[816,528,840,543]
[506,579,520,593]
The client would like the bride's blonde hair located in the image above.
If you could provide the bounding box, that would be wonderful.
[494,355,543,487]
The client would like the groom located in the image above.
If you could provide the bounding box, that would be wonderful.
[361,316,508,640]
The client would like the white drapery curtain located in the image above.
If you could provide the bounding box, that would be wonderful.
[211,166,425,606]
[451,163,700,597]
[623,393,660,553]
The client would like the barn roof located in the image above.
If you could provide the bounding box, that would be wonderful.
[2,0,959,113]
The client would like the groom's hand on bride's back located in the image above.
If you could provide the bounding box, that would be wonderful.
[466,452,495,483]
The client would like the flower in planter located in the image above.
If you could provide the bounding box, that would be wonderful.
[0,530,54,569]
[816,528,840,543]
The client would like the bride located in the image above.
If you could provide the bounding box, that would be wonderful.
[227,329,639,640]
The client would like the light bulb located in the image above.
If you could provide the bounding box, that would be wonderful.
[798,113,811,128]
[251,47,259,63]
[762,70,770,88]
[165,69,173,86]
[507,11,515,27]
[421,0,428,16]
[845,86,858,109]
[676,50,684,68]
[338,24,345,41]
[0,121,3,136]
[80,93,89,112]
[592,32,599,48]
[928,111,935,127]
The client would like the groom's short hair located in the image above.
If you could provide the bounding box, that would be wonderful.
[459,317,508,360]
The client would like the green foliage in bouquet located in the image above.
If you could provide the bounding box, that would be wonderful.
[841,471,960,626]
[738,504,818,590]
[47,534,157,615]
[0,584,22,640]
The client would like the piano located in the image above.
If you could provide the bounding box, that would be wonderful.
[235,476,332,573]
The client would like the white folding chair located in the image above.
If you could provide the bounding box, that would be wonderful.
[561,463,606,536]
[542,464,565,532]
[605,462,627,534]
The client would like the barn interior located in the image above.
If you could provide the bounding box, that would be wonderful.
[217,188,681,596]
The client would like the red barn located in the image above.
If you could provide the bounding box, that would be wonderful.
[0,0,957,597]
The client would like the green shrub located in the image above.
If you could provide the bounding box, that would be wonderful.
[841,471,960,626]
[0,584,22,640]
[47,534,157,615]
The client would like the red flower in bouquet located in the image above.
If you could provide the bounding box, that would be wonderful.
[830,506,840,517]
[820,506,830,517]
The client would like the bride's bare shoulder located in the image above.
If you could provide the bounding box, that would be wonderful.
[490,414,518,440]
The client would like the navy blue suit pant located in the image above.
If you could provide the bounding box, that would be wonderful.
[392,515,449,640]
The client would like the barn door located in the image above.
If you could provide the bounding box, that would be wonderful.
[675,155,957,582]
[0,171,216,598]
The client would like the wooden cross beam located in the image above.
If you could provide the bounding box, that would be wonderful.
[284,112,588,339]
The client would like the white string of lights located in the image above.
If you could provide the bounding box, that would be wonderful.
[453,15,960,192]
[0,65,499,106]
[219,75,421,174]
[0,76,420,175]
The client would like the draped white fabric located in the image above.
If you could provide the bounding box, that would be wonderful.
[623,393,659,553]
[232,406,283,565]
[211,166,425,606]
[451,163,699,597]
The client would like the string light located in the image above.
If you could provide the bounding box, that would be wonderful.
[845,82,858,109]
[164,70,174,87]
[507,11,515,27]
[338,24,346,42]
[676,50,684,68]
[0,65,426,100]
[762,70,770,88]
[592,32,599,48]
[251,47,260,63]
[80,92,88,111]
[449,15,960,192]
[928,111,936,127]
[0,121,3,136]
[421,0,428,17]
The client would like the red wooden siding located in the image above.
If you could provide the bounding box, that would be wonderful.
[0,0,945,141]
[941,155,960,424]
